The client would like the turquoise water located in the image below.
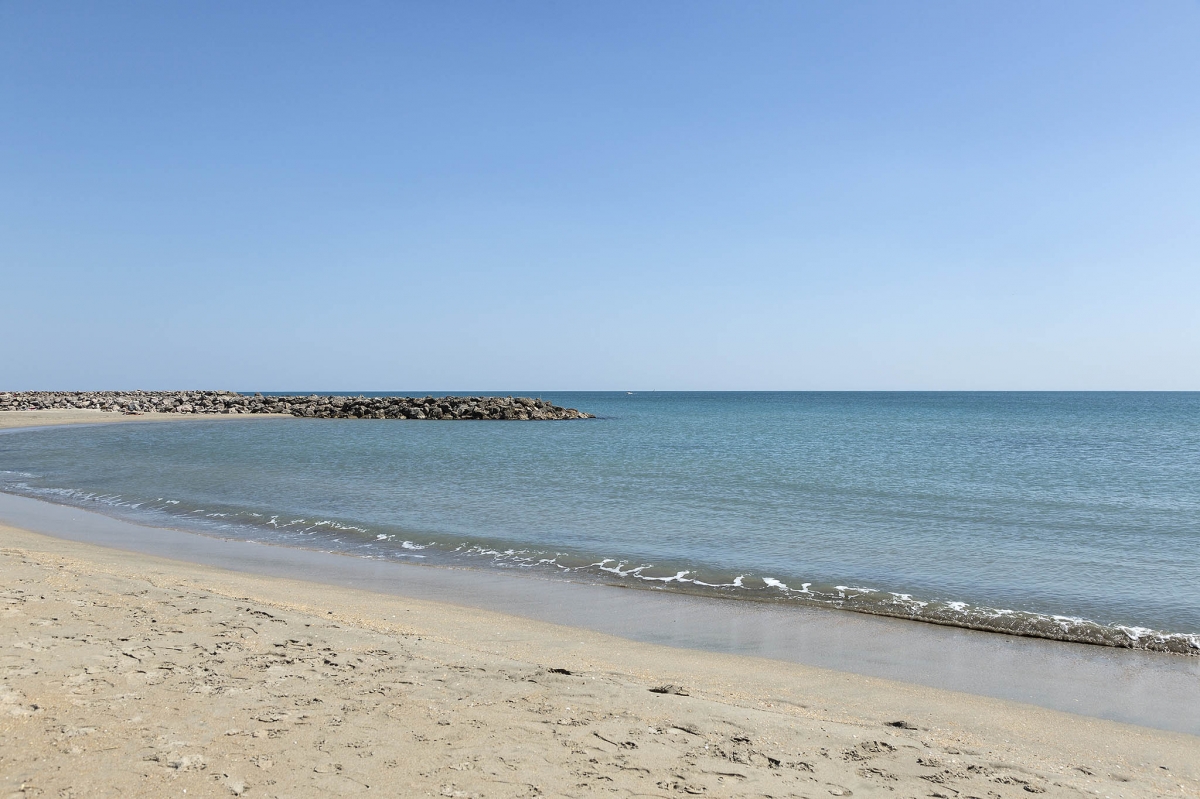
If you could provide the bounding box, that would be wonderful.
[2,392,1198,652]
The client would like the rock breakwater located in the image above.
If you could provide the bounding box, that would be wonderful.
[0,391,592,420]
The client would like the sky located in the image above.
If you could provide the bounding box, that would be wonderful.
[1,1,1198,391]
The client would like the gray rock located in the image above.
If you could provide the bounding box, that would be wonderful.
[0,391,594,421]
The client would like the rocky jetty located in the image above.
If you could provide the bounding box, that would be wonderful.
[0,391,592,420]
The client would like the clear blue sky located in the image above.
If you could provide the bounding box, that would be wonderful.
[2,1,1198,390]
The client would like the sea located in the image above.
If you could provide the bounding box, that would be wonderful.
[2,392,1197,654]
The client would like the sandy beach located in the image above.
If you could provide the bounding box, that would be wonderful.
[0,408,293,430]
[1,410,1198,798]
[2,534,1198,799]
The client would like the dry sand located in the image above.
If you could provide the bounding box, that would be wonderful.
[0,409,291,430]
[1,409,1197,798]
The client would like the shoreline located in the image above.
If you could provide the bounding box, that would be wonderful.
[2,410,1199,731]
[3,489,1199,738]
[2,521,1197,798]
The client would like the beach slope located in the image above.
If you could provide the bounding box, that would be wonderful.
[1,524,1196,798]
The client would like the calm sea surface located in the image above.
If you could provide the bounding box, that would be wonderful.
[2,392,1198,652]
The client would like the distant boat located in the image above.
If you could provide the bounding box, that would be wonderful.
[627,392,635,395]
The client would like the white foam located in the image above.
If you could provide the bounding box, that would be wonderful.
[1049,614,1088,631]
[691,574,747,588]
[639,570,692,583]
[1117,625,1155,641]
[887,592,928,609]
[591,559,649,577]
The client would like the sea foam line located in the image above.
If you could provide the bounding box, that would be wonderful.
[3,479,1196,655]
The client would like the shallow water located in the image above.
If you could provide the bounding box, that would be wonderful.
[5,491,1199,734]
[1,392,1198,652]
